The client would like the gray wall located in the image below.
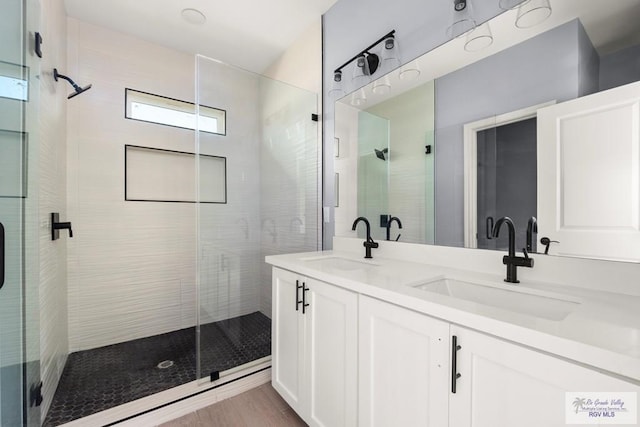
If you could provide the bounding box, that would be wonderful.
[433,19,598,247]
[600,44,640,91]
[322,0,506,248]
[477,118,537,252]
[578,20,601,96]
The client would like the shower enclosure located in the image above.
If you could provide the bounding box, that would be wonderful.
[0,0,41,426]
[195,55,320,382]
[38,48,318,426]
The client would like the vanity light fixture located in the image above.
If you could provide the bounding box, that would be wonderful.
[515,0,552,28]
[329,70,346,99]
[333,30,396,89]
[380,35,400,69]
[352,54,374,86]
[399,60,421,81]
[464,21,493,51]
[446,0,477,39]
[372,74,391,95]
[350,88,367,107]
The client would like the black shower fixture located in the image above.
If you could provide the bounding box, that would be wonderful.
[374,147,389,161]
[53,68,92,99]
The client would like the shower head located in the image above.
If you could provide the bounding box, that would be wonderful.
[374,147,389,161]
[53,68,92,99]
[67,84,92,99]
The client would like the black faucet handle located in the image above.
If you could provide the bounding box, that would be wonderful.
[522,247,529,259]
[486,216,494,240]
[540,237,559,255]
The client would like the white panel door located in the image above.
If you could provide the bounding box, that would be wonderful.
[271,268,305,412]
[359,295,449,427]
[449,325,640,427]
[305,278,358,427]
[537,81,640,261]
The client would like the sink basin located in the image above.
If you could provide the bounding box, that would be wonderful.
[301,255,379,271]
[413,277,580,321]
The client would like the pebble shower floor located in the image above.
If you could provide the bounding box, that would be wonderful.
[43,311,271,426]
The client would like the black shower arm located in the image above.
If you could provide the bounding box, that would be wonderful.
[54,69,82,91]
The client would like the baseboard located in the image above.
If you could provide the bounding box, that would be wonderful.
[58,360,271,427]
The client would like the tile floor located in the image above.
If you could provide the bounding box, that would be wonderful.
[43,312,271,426]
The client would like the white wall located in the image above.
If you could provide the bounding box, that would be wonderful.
[39,0,70,415]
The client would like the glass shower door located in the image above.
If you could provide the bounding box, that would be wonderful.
[357,111,389,242]
[0,0,41,425]
[195,55,319,382]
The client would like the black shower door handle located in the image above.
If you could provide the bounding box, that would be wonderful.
[0,221,5,290]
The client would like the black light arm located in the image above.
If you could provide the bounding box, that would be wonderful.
[334,30,396,75]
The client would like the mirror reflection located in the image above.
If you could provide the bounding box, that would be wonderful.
[334,0,640,262]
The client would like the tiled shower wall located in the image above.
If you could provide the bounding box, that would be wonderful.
[65,18,197,351]
[63,17,321,353]
[65,19,266,352]
[39,0,70,415]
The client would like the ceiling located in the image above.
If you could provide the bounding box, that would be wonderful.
[63,0,338,73]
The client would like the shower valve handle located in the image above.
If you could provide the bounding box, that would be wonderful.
[51,212,73,240]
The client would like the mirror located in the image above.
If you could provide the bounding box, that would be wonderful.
[334,0,640,262]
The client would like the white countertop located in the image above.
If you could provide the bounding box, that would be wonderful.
[266,249,640,382]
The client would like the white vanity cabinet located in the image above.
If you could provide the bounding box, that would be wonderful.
[449,325,640,427]
[358,295,450,427]
[271,267,358,427]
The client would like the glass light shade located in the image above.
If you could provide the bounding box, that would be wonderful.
[380,36,401,69]
[464,22,493,52]
[516,0,552,28]
[350,88,367,106]
[499,0,529,10]
[328,70,346,99]
[446,0,477,38]
[352,55,371,86]
[372,75,391,95]
[399,61,421,80]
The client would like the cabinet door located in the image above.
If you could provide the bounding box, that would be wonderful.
[305,278,358,427]
[359,295,450,427]
[450,325,640,427]
[272,268,305,411]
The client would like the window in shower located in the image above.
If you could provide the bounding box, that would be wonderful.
[125,88,226,135]
[0,61,29,101]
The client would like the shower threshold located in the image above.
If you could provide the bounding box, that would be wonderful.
[43,311,271,426]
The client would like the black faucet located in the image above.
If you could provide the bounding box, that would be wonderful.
[492,216,533,283]
[385,216,402,241]
[352,217,378,259]
[526,216,537,252]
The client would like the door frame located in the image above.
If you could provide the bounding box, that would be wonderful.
[463,101,555,248]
